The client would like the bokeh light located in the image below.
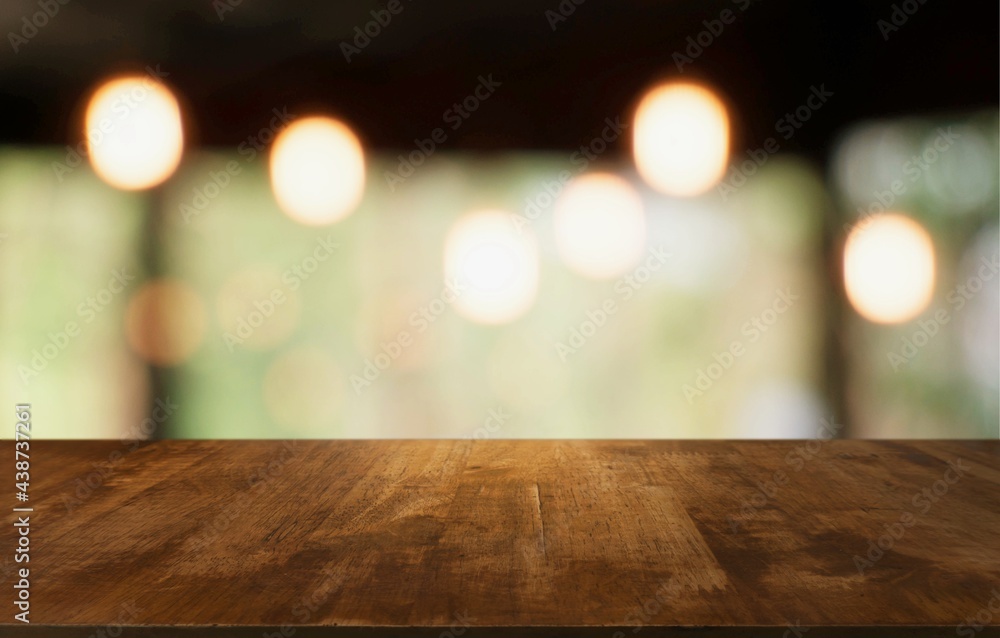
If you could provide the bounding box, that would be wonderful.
[633,81,729,197]
[843,213,936,324]
[125,278,207,366]
[215,267,301,351]
[269,116,365,225]
[85,76,184,190]
[553,173,646,279]
[444,210,539,324]
[831,123,912,209]
[924,125,997,214]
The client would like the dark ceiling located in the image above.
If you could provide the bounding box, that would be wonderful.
[1,0,997,162]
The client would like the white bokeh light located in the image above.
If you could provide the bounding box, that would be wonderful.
[270,116,365,225]
[444,210,539,324]
[85,76,184,190]
[553,173,646,279]
[633,82,729,197]
[925,125,997,214]
[844,213,936,324]
[831,123,912,209]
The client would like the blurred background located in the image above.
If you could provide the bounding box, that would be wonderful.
[0,0,997,439]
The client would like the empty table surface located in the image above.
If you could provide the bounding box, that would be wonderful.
[2,439,998,637]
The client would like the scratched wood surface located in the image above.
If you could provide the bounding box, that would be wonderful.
[1,440,998,637]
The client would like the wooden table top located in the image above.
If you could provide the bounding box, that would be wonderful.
[2,439,998,637]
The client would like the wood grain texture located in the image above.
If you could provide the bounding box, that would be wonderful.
[1,439,998,637]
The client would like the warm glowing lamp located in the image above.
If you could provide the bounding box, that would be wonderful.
[85,76,184,190]
[444,210,539,324]
[554,173,646,279]
[270,116,366,225]
[633,82,729,197]
[843,213,936,324]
